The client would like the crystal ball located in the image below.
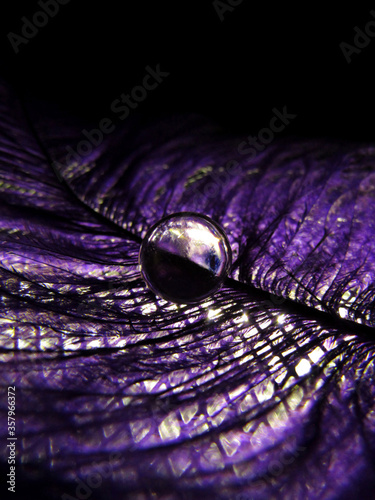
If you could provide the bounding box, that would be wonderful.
[139,212,232,304]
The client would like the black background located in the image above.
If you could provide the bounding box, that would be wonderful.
[1,1,375,142]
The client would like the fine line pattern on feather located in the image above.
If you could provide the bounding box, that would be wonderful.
[0,79,375,500]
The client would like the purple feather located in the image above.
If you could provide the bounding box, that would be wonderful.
[0,78,375,500]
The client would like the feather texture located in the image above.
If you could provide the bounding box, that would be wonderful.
[0,79,375,499]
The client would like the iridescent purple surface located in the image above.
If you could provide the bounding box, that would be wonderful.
[0,79,375,499]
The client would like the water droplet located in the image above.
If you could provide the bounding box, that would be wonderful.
[139,212,232,304]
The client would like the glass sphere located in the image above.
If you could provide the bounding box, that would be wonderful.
[139,212,232,304]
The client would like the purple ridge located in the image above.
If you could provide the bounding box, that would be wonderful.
[0,79,374,499]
